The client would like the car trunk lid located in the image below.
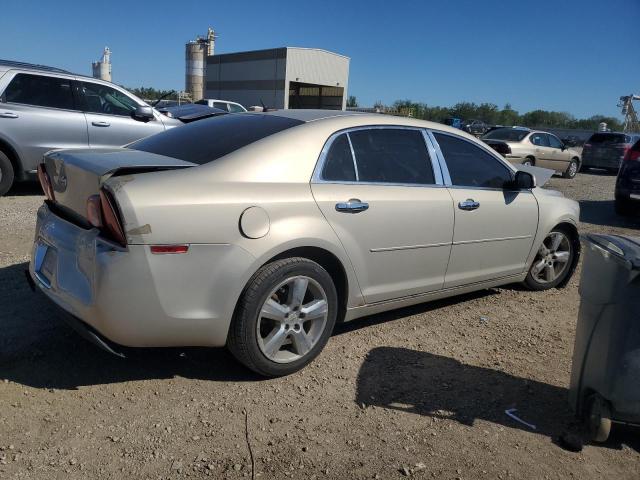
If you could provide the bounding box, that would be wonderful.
[42,147,196,225]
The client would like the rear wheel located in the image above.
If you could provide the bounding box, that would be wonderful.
[227,257,338,377]
[562,159,579,179]
[524,227,575,290]
[0,151,15,196]
[522,157,535,167]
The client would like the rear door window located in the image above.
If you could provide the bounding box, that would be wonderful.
[321,134,356,181]
[348,128,435,185]
[434,132,513,189]
[547,134,563,149]
[2,73,76,110]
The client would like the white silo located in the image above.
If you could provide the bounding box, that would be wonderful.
[92,47,112,82]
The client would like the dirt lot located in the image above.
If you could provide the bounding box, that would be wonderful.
[1,172,639,480]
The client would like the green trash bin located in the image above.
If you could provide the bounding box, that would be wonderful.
[568,234,640,442]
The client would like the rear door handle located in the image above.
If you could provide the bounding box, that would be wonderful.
[335,199,369,213]
[458,199,480,211]
[92,121,110,127]
[0,112,18,118]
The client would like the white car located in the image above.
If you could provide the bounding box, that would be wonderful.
[194,99,247,113]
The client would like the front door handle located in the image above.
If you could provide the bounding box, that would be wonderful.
[335,198,369,213]
[458,199,480,211]
[0,112,18,118]
[92,121,110,127]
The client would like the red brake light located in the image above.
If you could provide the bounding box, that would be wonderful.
[150,245,189,254]
[37,164,55,201]
[99,189,127,247]
[625,148,640,162]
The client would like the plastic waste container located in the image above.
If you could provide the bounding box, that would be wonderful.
[568,234,640,442]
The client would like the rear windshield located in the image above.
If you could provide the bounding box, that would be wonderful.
[482,128,529,142]
[129,114,304,164]
[588,133,630,145]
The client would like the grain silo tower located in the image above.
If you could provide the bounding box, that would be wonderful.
[92,47,112,82]
[185,28,216,101]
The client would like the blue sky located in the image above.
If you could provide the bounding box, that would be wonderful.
[2,0,638,118]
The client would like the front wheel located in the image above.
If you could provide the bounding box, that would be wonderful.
[227,257,338,377]
[562,159,579,179]
[524,228,575,290]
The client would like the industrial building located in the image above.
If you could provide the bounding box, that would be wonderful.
[185,28,216,102]
[203,47,350,110]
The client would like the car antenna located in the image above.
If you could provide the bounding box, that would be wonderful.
[152,90,176,107]
[260,98,268,112]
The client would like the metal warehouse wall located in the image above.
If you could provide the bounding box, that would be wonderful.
[285,48,349,109]
[205,47,350,110]
[205,48,287,109]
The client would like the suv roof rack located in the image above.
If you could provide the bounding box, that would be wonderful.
[0,59,73,75]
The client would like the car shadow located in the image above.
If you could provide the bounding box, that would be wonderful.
[355,346,640,452]
[4,181,43,197]
[579,200,640,228]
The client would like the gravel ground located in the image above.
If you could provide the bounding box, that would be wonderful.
[1,172,639,480]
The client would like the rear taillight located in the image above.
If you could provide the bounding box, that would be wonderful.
[88,189,127,247]
[86,194,103,228]
[625,147,640,162]
[37,164,55,201]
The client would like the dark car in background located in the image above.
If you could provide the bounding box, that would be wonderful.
[615,138,640,215]
[462,119,490,137]
[582,132,640,173]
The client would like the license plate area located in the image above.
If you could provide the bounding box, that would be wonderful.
[34,241,57,288]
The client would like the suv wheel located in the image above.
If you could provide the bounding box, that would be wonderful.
[524,227,575,290]
[227,257,338,377]
[0,151,15,196]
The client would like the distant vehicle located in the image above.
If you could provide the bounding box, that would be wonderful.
[482,127,581,179]
[194,99,247,113]
[28,111,579,376]
[581,132,640,173]
[462,119,490,137]
[442,117,463,129]
[561,135,582,148]
[157,103,227,123]
[614,138,640,215]
[0,59,183,196]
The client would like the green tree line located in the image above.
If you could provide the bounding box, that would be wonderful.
[391,99,623,131]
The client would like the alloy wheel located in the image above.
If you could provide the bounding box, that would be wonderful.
[530,231,572,283]
[256,275,328,363]
[568,161,578,177]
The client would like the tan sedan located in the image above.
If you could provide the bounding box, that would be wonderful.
[482,128,582,179]
[30,111,580,376]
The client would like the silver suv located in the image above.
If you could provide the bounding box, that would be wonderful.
[0,60,182,195]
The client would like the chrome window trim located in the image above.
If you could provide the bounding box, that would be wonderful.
[427,128,532,193]
[345,132,359,181]
[312,125,443,187]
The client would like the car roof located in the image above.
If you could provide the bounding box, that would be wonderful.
[0,59,74,75]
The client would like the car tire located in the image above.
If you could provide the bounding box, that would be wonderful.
[585,394,612,443]
[0,151,15,197]
[562,159,579,179]
[522,157,535,167]
[524,226,576,291]
[227,257,338,377]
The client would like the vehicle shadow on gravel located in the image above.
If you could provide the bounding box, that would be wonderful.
[579,200,640,229]
[355,346,640,452]
[0,262,262,389]
[5,181,43,197]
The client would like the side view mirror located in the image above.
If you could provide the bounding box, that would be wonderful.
[133,105,154,122]
[561,144,568,151]
[513,170,535,189]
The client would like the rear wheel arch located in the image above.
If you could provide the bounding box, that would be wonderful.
[524,155,535,166]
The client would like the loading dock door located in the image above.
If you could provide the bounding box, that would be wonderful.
[289,82,344,110]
